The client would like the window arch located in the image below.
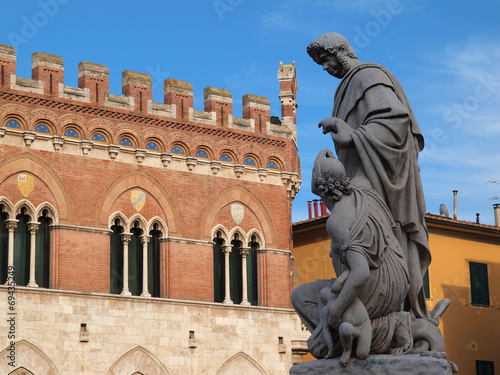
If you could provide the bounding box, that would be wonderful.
[128,222,143,296]
[219,152,234,164]
[34,122,53,135]
[148,224,162,297]
[247,235,260,306]
[266,159,281,171]
[170,143,187,156]
[213,230,226,303]
[63,126,82,140]
[0,209,9,284]
[110,219,124,295]
[35,210,52,288]
[3,117,24,131]
[91,131,110,145]
[230,233,244,304]
[243,155,258,168]
[14,208,31,286]
[9,368,34,375]
[118,135,136,149]
[145,139,161,153]
[195,147,211,160]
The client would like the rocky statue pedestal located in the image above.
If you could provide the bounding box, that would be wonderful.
[290,354,458,375]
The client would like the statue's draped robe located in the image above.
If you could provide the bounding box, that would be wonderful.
[303,186,411,357]
[333,62,431,319]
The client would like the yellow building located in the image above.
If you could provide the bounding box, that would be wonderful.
[292,212,500,374]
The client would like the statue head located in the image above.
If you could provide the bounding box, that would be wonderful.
[311,149,352,202]
[307,33,359,78]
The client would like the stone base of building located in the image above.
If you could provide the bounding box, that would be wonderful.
[289,354,458,375]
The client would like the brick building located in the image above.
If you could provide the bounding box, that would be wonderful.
[0,45,306,374]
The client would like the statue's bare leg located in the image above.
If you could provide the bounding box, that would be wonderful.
[339,322,354,366]
[356,320,372,360]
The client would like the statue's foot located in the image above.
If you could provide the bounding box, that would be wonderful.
[340,352,350,367]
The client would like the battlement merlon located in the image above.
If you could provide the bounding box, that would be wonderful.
[277,61,298,140]
[78,62,110,104]
[204,87,232,127]
[122,70,152,113]
[0,44,297,141]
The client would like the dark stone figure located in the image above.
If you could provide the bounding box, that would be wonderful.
[290,33,456,373]
[308,32,430,320]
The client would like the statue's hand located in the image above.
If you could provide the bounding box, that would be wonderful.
[318,117,354,149]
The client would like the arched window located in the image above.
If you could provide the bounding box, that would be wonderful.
[145,140,161,153]
[0,210,8,284]
[14,209,31,286]
[148,225,162,297]
[247,236,259,306]
[35,210,52,288]
[4,117,23,131]
[243,156,258,168]
[128,223,143,296]
[230,234,243,304]
[195,148,211,160]
[110,220,124,295]
[119,135,136,149]
[266,159,281,171]
[34,123,53,135]
[171,144,186,156]
[91,131,109,145]
[220,152,234,164]
[63,126,82,140]
[9,367,34,375]
[213,232,225,303]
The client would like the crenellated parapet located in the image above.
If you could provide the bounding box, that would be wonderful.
[0,45,298,141]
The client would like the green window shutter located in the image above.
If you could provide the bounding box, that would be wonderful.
[476,360,494,375]
[0,213,8,284]
[110,225,123,294]
[423,268,430,299]
[148,229,161,298]
[14,214,31,286]
[35,216,51,288]
[247,241,259,306]
[213,238,224,303]
[129,228,143,296]
[470,262,490,306]
[230,240,243,304]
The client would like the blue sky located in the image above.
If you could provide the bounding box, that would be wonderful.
[2,0,499,224]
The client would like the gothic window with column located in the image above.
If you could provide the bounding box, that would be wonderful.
[14,208,31,286]
[128,222,143,296]
[229,234,244,304]
[0,209,8,283]
[110,219,124,294]
[148,224,162,298]
[35,209,51,288]
[247,235,259,306]
[213,231,225,303]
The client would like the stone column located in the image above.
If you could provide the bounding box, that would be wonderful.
[140,235,151,297]
[5,220,17,284]
[222,245,233,304]
[121,233,132,296]
[239,247,250,306]
[27,222,40,287]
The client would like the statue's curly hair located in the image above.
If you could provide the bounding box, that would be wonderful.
[307,32,358,64]
[311,149,352,202]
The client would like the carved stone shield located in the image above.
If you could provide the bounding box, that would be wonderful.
[231,203,244,225]
[131,189,146,212]
[18,174,34,198]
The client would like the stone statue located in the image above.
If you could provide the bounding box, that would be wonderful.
[293,150,412,366]
[307,32,430,320]
[290,33,457,374]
